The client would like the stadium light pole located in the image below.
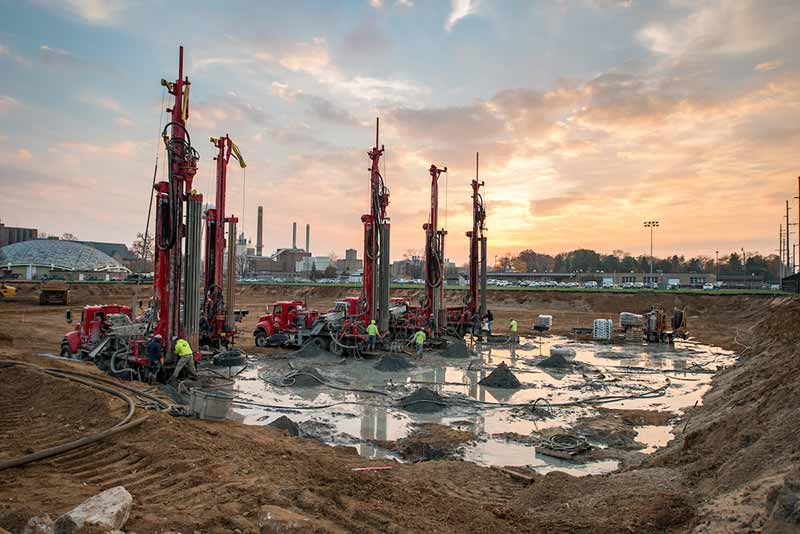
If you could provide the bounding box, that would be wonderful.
[644,221,659,287]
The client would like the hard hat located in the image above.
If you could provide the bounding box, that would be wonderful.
[154,334,162,339]
[370,319,376,324]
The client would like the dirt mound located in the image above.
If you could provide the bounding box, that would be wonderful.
[478,362,521,388]
[394,423,475,462]
[397,387,447,413]
[292,340,331,358]
[267,415,300,436]
[538,353,572,369]
[374,354,415,372]
[442,340,470,358]
[285,367,326,387]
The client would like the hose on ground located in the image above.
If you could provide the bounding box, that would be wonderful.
[0,360,146,471]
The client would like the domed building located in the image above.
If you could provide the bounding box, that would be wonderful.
[0,239,131,280]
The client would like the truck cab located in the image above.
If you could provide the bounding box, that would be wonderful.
[61,304,132,358]
[254,300,319,347]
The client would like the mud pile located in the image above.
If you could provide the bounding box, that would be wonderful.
[394,423,476,462]
[284,367,326,387]
[291,340,330,358]
[538,353,572,369]
[442,340,470,358]
[397,387,446,413]
[478,362,521,388]
[374,354,415,372]
[267,415,300,436]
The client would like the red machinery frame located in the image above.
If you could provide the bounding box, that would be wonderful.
[203,135,245,346]
[153,46,200,355]
[466,152,486,317]
[423,164,447,332]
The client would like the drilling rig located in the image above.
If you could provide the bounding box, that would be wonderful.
[154,46,202,358]
[466,152,487,320]
[361,118,391,333]
[202,134,247,348]
[61,46,205,378]
[423,164,448,334]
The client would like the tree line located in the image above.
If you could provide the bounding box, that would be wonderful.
[493,248,784,280]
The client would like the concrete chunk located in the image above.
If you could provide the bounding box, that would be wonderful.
[22,515,54,534]
[257,505,311,533]
[54,486,132,534]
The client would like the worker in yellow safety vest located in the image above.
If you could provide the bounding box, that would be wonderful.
[366,320,380,351]
[509,319,518,343]
[171,337,197,380]
[413,329,427,358]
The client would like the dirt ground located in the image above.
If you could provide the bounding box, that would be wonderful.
[0,283,798,533]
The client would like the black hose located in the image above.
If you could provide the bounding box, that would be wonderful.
[0,360,145,471]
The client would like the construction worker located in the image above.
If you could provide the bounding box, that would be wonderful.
[146,334,163,383]
[471,311,481,337]
[413,328,427,358]
[366,319,379,351]
[509,318,518,343]
[484,309,494,335]
[171,337,197,380]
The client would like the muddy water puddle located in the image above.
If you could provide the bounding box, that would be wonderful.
[231,335,734,476]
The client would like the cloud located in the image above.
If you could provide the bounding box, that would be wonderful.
[445,0,479,31]
[306,95,362,126]
[342,18,392,56]
[370,0,382,7]
[637,1,800,59]
[755,59,783,72]
[271,82,303,102]
[0,95,20,112]
[32,0,129,25]
[0,43,7,56]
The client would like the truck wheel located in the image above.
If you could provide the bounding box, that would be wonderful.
[255,331,269,348]
[330,339,344,356]
[60,343,73,359]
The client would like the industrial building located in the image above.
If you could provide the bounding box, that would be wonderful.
[0,239,130,280]
[0,220,38,247]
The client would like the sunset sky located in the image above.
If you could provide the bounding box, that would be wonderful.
[1,0,798,263]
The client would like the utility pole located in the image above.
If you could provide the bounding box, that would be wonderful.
[643,221,659,287]
[786,200,793,276]
[715,250,719,278]
[779,224,784,280]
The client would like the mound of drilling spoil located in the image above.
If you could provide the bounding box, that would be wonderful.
[285,366,326,387]
[267,415,300,436]
[538,353,572,369]
[292,340,331,358]
[551,346,576,360]
[374,354,415,372]
[442,340,470,358]
[397,387,446,413]
[479,361,522,388]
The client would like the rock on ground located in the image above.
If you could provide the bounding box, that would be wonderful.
[21,515,53,534]
[53,486,132,534]
[257,505,311,533]
[770,479,800,524]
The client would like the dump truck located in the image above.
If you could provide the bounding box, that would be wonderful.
[0,283,16,299]
[39,280,71,305]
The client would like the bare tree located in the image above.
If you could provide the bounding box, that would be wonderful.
[61,233,78,241]
[131,232,154,273]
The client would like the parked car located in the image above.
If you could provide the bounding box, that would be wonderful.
[584,281,598,289]
[702,283,715,290]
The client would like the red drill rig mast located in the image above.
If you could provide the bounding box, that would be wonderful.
[203,135,246,347]
[466,152,487,318]
[154,46,202,356]
[361,118,391,331]
[424,164,447,333]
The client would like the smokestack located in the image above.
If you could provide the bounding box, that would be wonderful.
[256,206,264,256]
[305,224,310,253]
[292,222,297,249]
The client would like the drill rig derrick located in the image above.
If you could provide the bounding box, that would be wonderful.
[154,46,202,358]
[360,118,391,332]
[423,164,447,335]
[466,152,487,319]
[203,135,246,348]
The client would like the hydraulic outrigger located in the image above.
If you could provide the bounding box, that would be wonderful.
[203,135,247,348]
